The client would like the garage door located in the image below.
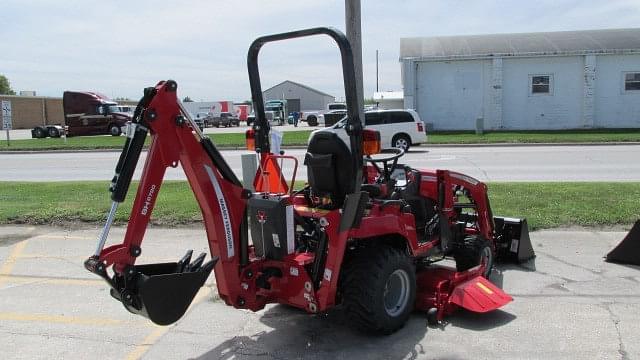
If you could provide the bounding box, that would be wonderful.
[286,99,301,113]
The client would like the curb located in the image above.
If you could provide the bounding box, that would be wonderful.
[1,142,639,154]
[425,141,640,148]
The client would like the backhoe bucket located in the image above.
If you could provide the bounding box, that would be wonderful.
[494,217,535,263]
[110,252,217,326]
[606,220,640,266]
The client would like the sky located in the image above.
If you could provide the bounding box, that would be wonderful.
[1,0,640,102]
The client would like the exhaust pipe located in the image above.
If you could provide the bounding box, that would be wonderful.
[606,220,640,266]
[494,217,535,263]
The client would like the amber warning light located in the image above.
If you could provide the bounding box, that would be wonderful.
[362,129,381,155]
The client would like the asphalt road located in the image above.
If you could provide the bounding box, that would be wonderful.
[1,144,639,182]
[0,225,638,359]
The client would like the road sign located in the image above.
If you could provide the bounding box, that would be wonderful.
[2,100,12,130]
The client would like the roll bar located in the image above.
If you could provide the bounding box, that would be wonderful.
[247,27,364,172]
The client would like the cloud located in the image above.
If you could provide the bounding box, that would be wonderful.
[1,0,639,101]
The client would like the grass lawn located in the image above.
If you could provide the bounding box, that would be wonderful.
[0,181,638,230]
[3,128,640,151]
[1,130,313,151]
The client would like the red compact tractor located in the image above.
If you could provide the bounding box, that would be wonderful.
[85,27,534,334]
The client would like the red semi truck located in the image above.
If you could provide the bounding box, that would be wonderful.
[31,91,133,138]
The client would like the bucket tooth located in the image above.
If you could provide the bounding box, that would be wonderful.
[187,252,207,272]
[177,250,194,272]
[606,220,640,266]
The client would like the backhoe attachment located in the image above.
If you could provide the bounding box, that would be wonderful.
[606,220,640,266]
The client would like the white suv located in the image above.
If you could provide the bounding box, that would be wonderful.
[309,109,426,151]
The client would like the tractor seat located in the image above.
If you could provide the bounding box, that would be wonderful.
[304,130,355,209]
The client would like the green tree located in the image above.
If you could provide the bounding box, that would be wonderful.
[0,75,16,95]
[183,96,194,102]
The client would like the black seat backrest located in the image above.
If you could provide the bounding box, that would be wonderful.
[304,130,354,208]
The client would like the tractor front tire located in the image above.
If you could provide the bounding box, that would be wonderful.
[341,245,416,334]
[453,235,494,278]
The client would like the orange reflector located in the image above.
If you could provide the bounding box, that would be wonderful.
[362,129,381,155]
[245,129,255,151]
[476,281,494,295]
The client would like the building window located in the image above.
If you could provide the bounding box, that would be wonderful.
[624,72,640,91]
[530,75,552,95]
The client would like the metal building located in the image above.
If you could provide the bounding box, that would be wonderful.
[262,80,335,112]
[400,28,640,130]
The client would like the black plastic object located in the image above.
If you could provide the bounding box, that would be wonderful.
[494,217,535,263]
[606,220,640,266]
[109,86,156,202]
[247,196,294,260]
[111,254,217,326]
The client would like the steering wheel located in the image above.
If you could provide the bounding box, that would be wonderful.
[364,147,405,183]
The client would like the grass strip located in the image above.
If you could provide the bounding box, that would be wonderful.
[0,181,638,230]
[428,129,640,144]
[3,128,640,151]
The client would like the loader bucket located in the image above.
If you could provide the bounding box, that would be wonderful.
[606,220,640,266]
[110,254,217,326]
[494,217,535,263]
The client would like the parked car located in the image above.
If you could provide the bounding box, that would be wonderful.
[187,112,205,131]
[300,102,346,126]
[319,109,347,127]
[246,112,275,127]
[211,112,240,127]
[308,109,426,151]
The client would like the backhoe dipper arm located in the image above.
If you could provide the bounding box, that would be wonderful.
[85,81,249,322]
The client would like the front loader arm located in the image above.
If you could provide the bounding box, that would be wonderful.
[85,80,248,325]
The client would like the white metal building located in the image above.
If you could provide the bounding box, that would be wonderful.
[400,28,640,130]
[262,80,335,112]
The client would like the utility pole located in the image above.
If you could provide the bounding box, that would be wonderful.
[345,0,364,125]
[376,49,379,92]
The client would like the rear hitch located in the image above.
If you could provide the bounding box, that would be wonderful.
[85,251,217,326]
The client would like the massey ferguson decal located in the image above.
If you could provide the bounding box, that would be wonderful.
[204,165,235,258]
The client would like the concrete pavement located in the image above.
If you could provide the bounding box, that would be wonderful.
[0,225,638,359]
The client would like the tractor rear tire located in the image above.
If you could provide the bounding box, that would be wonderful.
[341,245,416,334]
[453,235,494,278]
